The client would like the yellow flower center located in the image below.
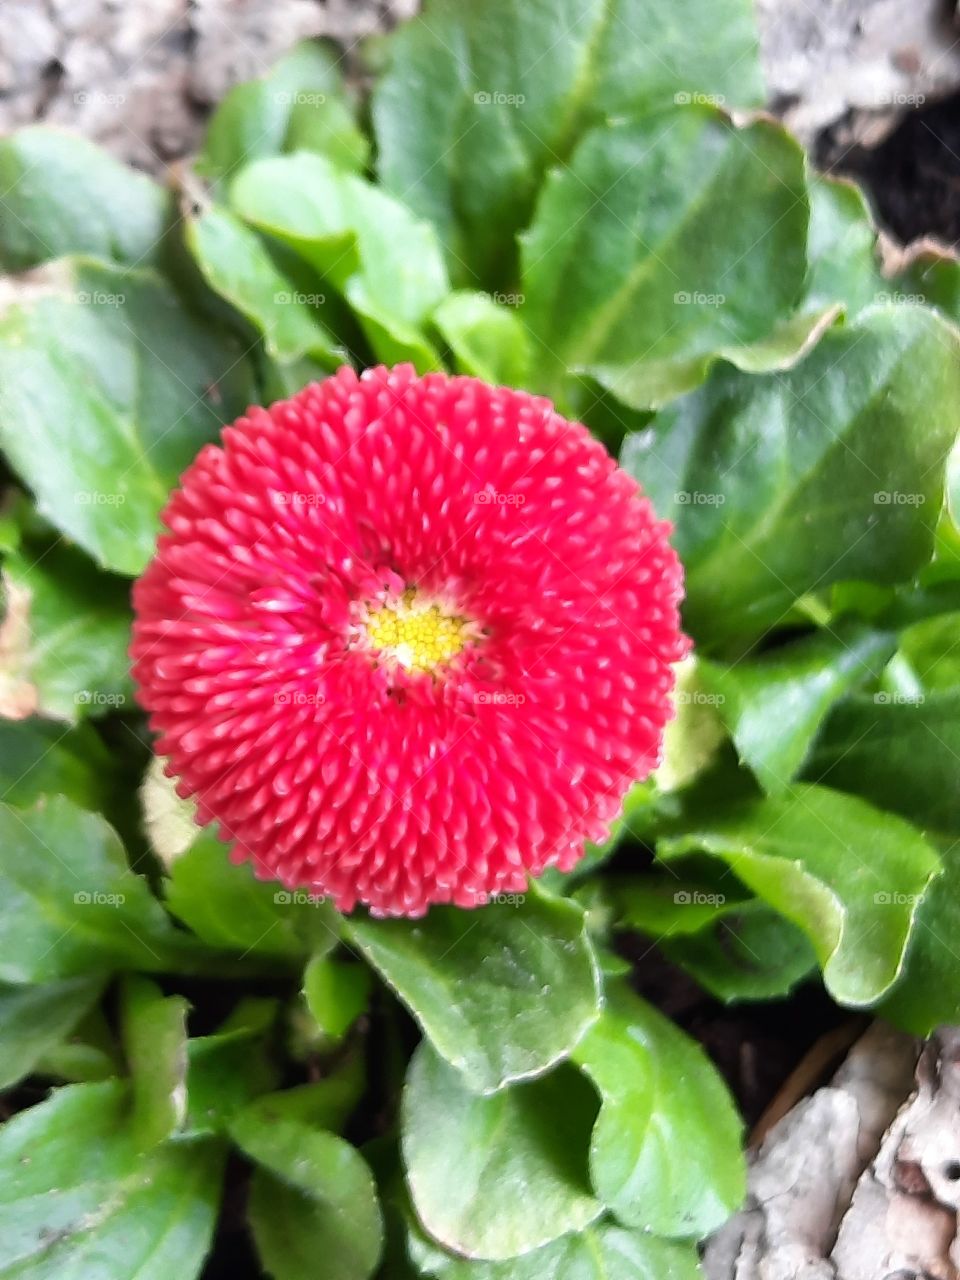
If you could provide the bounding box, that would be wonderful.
[364,589,470,673]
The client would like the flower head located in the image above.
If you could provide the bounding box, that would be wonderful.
[131,365,686,915]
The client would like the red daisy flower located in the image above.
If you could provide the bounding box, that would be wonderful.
[131,365,686,916]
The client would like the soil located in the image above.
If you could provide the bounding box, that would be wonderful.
[821,90,960,246]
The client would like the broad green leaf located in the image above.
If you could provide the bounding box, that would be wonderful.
[231,1094,383,1280]
[521,109,809,409]
[409,1221,702,1279]
[197,40,365,183]
[186,206,342,366]
[611,871,753,939]
[661,902,818,1002]
[164,828,340,961]
[348,886,600,1093]
[699,625,896,793]
[803,173,883,314]
[1,542,133,723]
[31,1003,122,1084]
[185,998,280,1134]
[655,656,727,792]
[659,783,942,1005]
[573,985,745,1237]
[810,689,960,837]
[373,0,763,286]
[891,611,960,691]
[0,1080,223,1278]
[431,291,530,385]
[121,976,189,1150]
[0,258,254,576]
[0,719,114,812]
[0,127,171,270]
[0,976,104,1090]
[0,796,205,982]
[302,954,372,1042]
[402,1043,601,1260]
[881,837,960,1034]
[621,307,960,647]
[230,153,448,369]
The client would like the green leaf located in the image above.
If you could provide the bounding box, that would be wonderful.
[803,173,882,314]
[0,976,105,1091]
[573,984,744,1237]
[655,657,727,793]
[164,828,340,961]
[698,625,896,793]
[810,688,960,837]
[402,1043,601,1260]
[408,1220,702,1279]
[186,206,343,366]
[231,1094,383,1280]
[431,291,530,385]
[185,998,280,1134]
[373,0,763,286]
[121,976,189,1150]
[521,109,809,409]
[230,152,448,369]
[891,611,960,691]
[1,541,133,723]
[0,258,254,576]
[0,718,115,812]
[0,795,204,982]
[348,886,600,1094]
[197,40,365,184]
[302,954,373,1042]
[880,837,960,1034]
[0,1080,223,1278]
[31,1002,122,1083]
[0,127,171,270]
[659,783,942,1005]
[661,902,818,1002]
[621,307,960,647]
[611,870,753,939]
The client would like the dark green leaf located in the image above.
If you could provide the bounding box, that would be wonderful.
[1,541,133,723]
[185,998,280,1134]
[659,783,941,1004]
[230,153,448,369]
[699,625,896,793]
[0,719,115,812]
[0,127,171,270]
[402,1043,600,1260]
[522,109,809,408]
[573,984,744,1237]
[348,886,600,1093]
[302,954,373,1042]
[121,975,189,1149]
[374,0,763,285]
[803,173,882,314]
[0,976,105,1090]
[621,307,960,647]
[0,259,254,575]
[231,1093,383,1280]
[0,1081,223,1278]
